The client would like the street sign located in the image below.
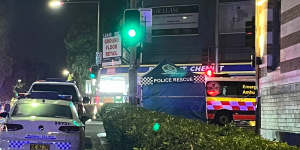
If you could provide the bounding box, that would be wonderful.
[102,57,121,67]
[96,52,102,66]
[152,5,199,36]
[102,33,122,67]
[103,33,122,58]
[139,8,152,43]
[122,47,130,64]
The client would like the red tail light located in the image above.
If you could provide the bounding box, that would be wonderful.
[2,124,23,131]
[246,32,253,35]
[205,69,214,77]
[59,126,80,133]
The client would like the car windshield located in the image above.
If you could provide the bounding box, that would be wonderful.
[206,81,257,98]
[31,84,78,102]
[11,103,73,119]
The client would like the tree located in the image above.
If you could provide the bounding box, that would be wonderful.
[0,0,14,102]
[64,15,97,93]
[102,0,128,33]
[64,0,127,93]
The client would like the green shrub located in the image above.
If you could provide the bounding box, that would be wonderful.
[100,103,300,150]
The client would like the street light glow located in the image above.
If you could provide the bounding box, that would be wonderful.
[128,29,136,37]
[62,69,70,76]
[49,0,64,9]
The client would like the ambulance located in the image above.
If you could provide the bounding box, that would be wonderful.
[204,69,257,126]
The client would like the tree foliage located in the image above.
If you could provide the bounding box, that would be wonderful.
[64,15,97,93]
[0,0,13,101]
[102,0,128,33]
[64,0,127,93]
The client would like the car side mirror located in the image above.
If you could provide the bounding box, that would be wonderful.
[83,97,90,104]
[0,112,9,118]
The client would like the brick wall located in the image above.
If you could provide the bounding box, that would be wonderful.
[260,81,300,143]
[260,0,300,145]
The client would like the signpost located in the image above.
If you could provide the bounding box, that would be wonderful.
[96,52,102,66]
[102,33,122,67]
[152,5,199,36]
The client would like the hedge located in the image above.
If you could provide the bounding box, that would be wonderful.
[100,103,300,150]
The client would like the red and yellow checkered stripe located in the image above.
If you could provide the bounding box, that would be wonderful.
[206,97,256,120]
[206,97,256,111]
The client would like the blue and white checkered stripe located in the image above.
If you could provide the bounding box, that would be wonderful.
[56,142,71,150]
[8,140,71,149]
[9,140,30,148]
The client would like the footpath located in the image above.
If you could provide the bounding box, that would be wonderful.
[95,118,111,150]
[84,104,111,150]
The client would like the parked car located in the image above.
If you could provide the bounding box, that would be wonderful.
[27,79,90,118]
[0,98,88,150]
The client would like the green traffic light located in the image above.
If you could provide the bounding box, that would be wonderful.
[122,9,143,47]
[152,122,160,132]
[89,73,96,79]
[128,29,136,37]
[122,25,143,47]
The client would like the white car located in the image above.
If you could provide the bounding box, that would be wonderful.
[27,80,88,118]
[0,98,86,150]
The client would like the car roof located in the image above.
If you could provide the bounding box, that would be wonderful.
[16,98,72,106]
[32,81,76,86]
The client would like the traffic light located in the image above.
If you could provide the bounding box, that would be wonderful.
[245,17,255,48]
[122,9,143,47]
[88,65,98,79]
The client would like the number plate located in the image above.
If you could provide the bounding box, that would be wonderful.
[30,144,50,150]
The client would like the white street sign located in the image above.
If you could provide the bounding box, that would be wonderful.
[103,34,122,58]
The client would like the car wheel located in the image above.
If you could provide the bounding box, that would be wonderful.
[215,111,232,126]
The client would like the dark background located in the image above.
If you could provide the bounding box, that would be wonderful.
[11,0,84,77]
[10,0,126,78]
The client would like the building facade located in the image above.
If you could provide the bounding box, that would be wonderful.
[259,0,300,146]
[141,0,255,64]
[96,0,256,105]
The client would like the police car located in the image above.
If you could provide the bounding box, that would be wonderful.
[27,79,90,118]
[0,98,86,150]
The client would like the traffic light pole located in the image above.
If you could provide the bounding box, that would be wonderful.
[128,47,138,104]
[128,0,138,104]
[215,0,219,73]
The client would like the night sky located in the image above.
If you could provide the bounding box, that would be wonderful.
[11,0,97,77]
